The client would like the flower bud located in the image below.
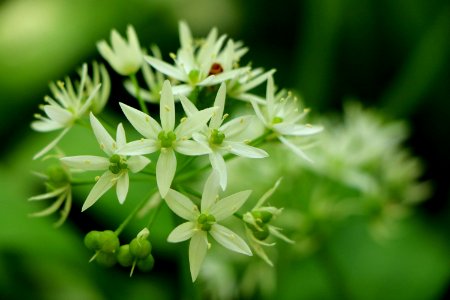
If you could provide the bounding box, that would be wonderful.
[95,251,117,267]
[98,230,120,253]
[117,244,134,267]
[137,254,155,272]
[84,230,101,250]
[129,238,152,259]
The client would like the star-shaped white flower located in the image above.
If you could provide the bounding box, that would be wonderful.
[183,83,268,190]
[32,64,101,159]
[118,80,217,197]
[165,171,252,281]
[145,21,249,96]
[61,113,150,211]
[97,25,143,76]
[251,75,323,161]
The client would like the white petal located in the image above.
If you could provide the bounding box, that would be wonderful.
[278,136,313,162]
[179,95,199,117]
[220,115,253,140]
[189,231,208,282]
[28,186,67,201]
[179,21,193,50]
[210,224,252,256]
[209,83,226,129]
[273,123,323,136]
[255,178,282,208]
[235,93,267,105]
[160,80,175,131]
[165,188,198,220]
[266,75,275,116]
[116,123,127,149]
[209,152,227,190]
[269,226,295,244]
[127,155,151,173]
[175,107,216,139]
[31,120,65,132]
[250,100,269,126]
[210,190,251,221]
[82,171,116,211]
[237,69,276,94]
[201,171,220,212]
[156,149,177,197]
[120,102,161,139]
[117,139,159,156]
[227,141,268,158]
[97,41,120,70]
[198,68,250,86]
[33,127,71,160]
[145,55,187,82]
[61,155,109,171]
[172,84,193,97]
[167,221,196,242]
[175,140,210,156]
[116,172,129,204]
[90,113,115,156]
[29,192,66,217]
[43,105,72,125]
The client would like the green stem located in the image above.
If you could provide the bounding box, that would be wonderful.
[115,190,155,236]
[130,73,149,114]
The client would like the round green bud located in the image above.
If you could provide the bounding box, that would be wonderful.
[117,244,134,267]
[137,254,155,272]
[84,230,101,250]
[249,223,270,241]
[129,238,152,260]
[95,251,117,267]
[98,230,120,253]
[46,165,70,187]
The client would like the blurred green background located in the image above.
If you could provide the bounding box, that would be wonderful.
[0,0,449,299]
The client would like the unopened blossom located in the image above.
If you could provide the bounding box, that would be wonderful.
[243,178,294,266]
[97,25,143,75]
[183,82,268,189]
[61,113,150,211]
[165,171,252,281]
[251,75,323,161]
[118,80,217,197]
[32,64,101,159]
[145,21,249,96]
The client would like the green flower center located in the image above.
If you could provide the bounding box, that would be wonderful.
[109,154,128,174]
[188,69,200,84]
[158,131,176,148]
[197,213,216,231]
[209,129,225,145]
[272,116,284,124]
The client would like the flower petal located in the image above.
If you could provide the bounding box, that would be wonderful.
[209,190,251,221]
[119,102,161,139]
[209,83,226,129]
[175,140,211,156]
[28,186,68,201]
[175,107,216,139]
[179,95,199,117]
[210,224,252,256]
[145,55,187,82]
[160,80,175,131]
[116,172,129,204]
[167,221,196,243]
[201,171,220,212]
[90,113,115,156]
[43,105,72,125]
[278,136,313,162]
[127,155,151,173]
[227,141,268,158]
[116,123,127,149]
[209,152,227,190]
[165,188,198,220]
[33,127,71,160]
[189,231,208,282]
[156,149,177,197]
[255,178,282,208]
[82,171,116,211]
[117,139,159,156]
[273,123,323,136]
[220,115,253,140]
[61,155,109,171]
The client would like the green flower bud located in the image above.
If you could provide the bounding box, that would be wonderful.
[98,230,120,253]
[46,164,70,187]
[248,223,270,241]
[95,251,117,267]
[84,230,101,250]
[252,210,273,224]
[137,254,155,272]
[129,238,152,260]
[117,244,134,267]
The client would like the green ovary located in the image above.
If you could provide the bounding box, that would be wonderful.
[158,131,176,148]
[109,154,128,174]
[197,213,216,231]
[209,129,225,145]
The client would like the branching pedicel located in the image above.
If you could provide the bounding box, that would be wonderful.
[29,22,322,282]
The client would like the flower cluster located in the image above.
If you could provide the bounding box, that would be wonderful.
[30,22,322,282]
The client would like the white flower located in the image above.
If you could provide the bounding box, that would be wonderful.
[61,113,150,211]
[86,61,111,114]
[145,21,250,97]
[124,45,165,103]
[31,64,101,159]
[243,178,294,266]
[182,82,268,190]
[97,25,143,75]
[251,75,323,161]
[118,80,217,197]
[165,171,252,281]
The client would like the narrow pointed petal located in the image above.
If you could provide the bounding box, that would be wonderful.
[145,55,187,82]
[201,171,220,212]
[172,84,193,97]
[210,224,252,256]
[120,102,161,139]
[61,155,109,171]
[209,152,227,190]
[43,105,72,124]
[156,149,177,197]
[33,127,71,160]
[82,171,116,211]
[29,192,66,217]
[175,107,216,139]
[179,21,193,49]
[127,155,151,173]
[117,139,159,156]
[31,120,65,132]
[116,123,127,149]
[189,231,208,282]
[198,68,250,86]
[116,172,129,204]
[278,136,313,163]
[209,83,226,129]
[28,186,67,201]
[97,41,120,69]
[227,141,268,158]
[210,190,251,221]
[167,221,196,242]
[237,69,276,94]
[179,95,199,117]
[165,188,198,220]
[266,75,275,116]
[160,80,175,131]
[175,140,211,156]
[273,123,323,136]
[90,113,115,156]
[236,93,266,105]
[220,115,253,140]
[255,178,282,208]
[250,100,269,126]
[269,226,295,244]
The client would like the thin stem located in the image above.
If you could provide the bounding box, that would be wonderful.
[115,190,155,236]
[130,73,149,114]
